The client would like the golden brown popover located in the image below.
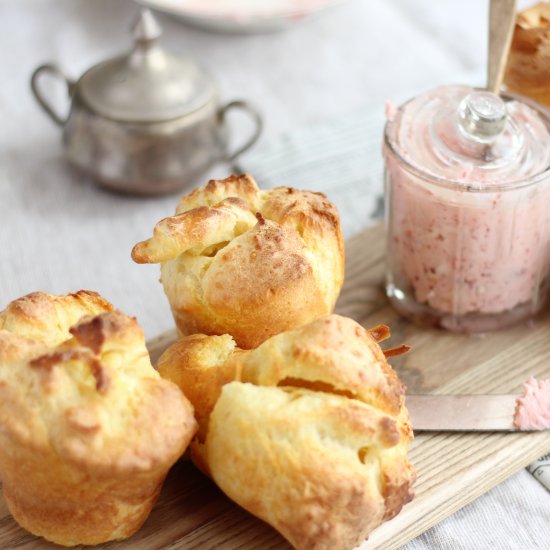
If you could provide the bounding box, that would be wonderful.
[158,315,415,550]
[132,174,344,349]
[505,3,550,105]
[0,290,197,547]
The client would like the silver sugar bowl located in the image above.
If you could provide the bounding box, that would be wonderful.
[30,10,263,195]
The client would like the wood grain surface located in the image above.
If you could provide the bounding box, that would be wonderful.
[1,223,550,550]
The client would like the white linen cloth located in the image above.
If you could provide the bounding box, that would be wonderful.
[0,0,547,548]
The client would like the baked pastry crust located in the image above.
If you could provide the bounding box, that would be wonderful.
[158,315,415,550]
[132,174,345,349]
[504,3,550,104]
[0,291,197,547]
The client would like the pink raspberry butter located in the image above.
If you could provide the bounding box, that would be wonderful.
[384,85,550,332]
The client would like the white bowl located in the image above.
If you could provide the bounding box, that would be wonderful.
[138,0,346,33]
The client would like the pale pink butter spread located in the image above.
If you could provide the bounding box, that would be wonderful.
[514,377,550,430]
[387,165,550,314]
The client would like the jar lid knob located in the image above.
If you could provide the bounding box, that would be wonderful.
[131,8,162,45]
[458,91,508,143]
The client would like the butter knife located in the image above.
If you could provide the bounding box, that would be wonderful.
[407,394,533,432]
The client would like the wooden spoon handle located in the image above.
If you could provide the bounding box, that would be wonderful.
[487,0,517,95]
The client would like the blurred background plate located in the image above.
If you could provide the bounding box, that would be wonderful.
[137,0,346,33]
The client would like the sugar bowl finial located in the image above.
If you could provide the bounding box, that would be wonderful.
[132,8,162,44]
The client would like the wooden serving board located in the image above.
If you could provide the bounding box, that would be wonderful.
[2,224,550,550]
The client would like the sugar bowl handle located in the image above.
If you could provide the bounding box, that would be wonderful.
[219,100,263,162]
[30,64,75,127]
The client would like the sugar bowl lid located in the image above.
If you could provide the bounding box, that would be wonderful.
[77,9,216,122]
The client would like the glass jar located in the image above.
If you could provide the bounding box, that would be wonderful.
[384,85,550,333]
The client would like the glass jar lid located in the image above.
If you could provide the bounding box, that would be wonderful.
[386,84,550,188]
[77,9,216,123]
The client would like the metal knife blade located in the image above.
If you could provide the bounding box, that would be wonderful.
[407,394,521,432]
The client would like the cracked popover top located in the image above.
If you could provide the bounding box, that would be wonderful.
[0,290,196,473]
